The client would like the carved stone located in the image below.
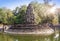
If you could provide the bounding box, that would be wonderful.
[25,4,35,24]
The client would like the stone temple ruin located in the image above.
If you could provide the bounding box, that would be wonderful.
[7,3,55,35]
[1,0,59,35]
[25,4,35,24]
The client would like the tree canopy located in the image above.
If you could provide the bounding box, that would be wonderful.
[0,1,59,25]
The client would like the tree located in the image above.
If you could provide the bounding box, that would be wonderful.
[0,8,4,23]
[0,8,14,24]
[27,1,51,24]
[14,5,27,24]
[13,7,20,15]
[6,9,14,24]
[52,16,59,25]
[26,1,59,25]
[0,1,59,25]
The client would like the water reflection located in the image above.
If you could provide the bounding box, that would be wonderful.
[15,39,18,41]
[0,31,60,41]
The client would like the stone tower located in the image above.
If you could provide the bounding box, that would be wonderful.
[25,4,35,24]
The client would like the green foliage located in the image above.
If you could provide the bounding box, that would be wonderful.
[58,13,60,23]
[29,2,50,24]
[13,7,19,15]
[29,1,59,24]
[14,5,27,24]
[0,8,14,24]
[52,16,59,24]
[0,1,59,25]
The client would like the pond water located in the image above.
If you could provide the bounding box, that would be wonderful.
[0,31,60,41]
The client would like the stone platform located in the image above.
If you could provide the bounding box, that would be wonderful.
[4,24,54,35]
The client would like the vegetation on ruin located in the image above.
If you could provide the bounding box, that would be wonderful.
[0,1,60,25]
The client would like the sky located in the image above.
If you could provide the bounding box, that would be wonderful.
[0,0,60,10]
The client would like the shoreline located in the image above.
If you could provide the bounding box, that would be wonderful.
[4,28,54,35]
